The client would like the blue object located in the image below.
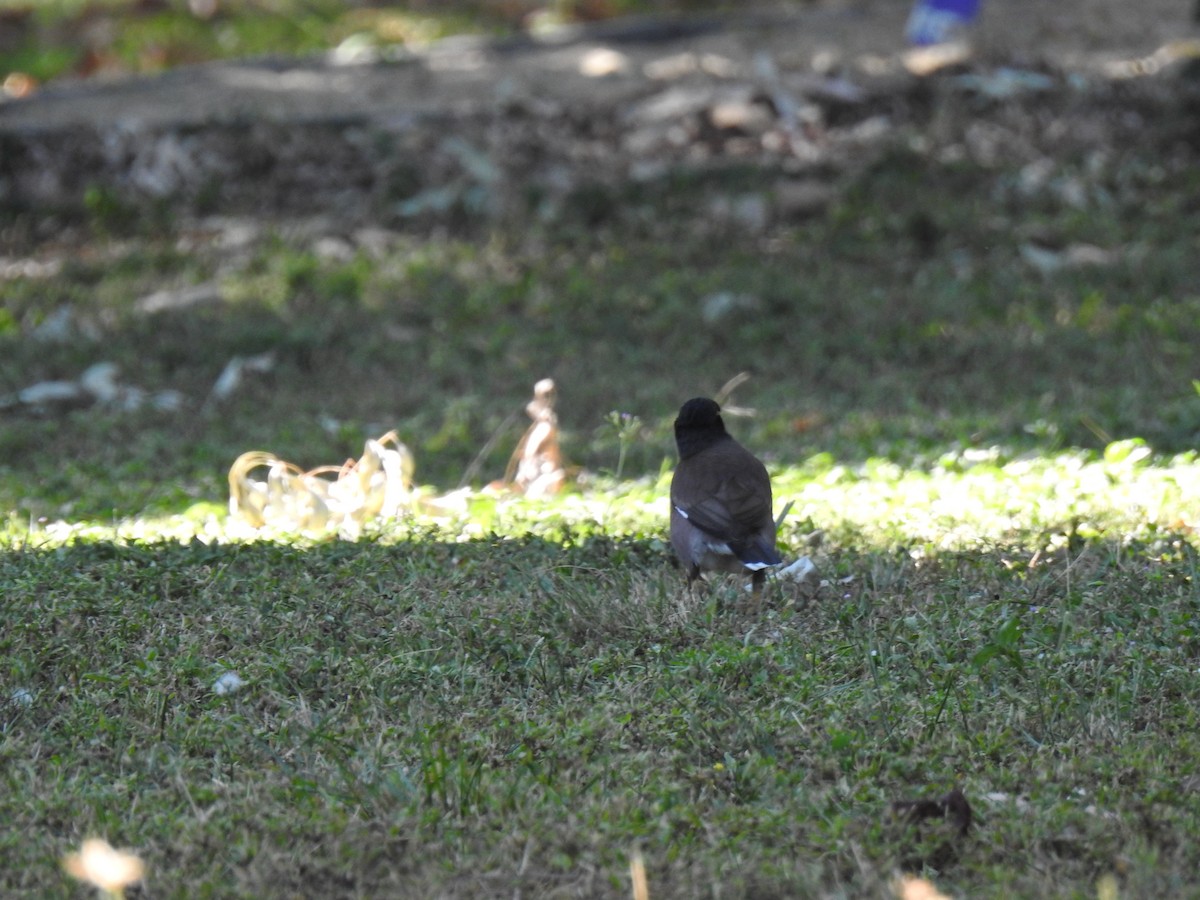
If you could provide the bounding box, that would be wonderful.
[906,0,981,45]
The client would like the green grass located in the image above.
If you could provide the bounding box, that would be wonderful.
[2,426,1200,896]
[3,504,1200,897]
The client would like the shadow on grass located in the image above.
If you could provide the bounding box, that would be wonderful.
[2,529,1199,896]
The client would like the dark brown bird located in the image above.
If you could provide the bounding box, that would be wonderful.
[670,397,782,591]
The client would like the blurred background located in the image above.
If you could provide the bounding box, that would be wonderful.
[1,0,1198,524]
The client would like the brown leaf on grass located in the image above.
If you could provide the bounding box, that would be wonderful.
[790,413,824,433]
[889,787,972,871]
[892,787,972,835]
[503,378,566,498]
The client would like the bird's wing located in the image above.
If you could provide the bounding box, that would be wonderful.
[674,472,770,545]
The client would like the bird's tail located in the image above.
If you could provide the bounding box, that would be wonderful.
[735,538,783,570]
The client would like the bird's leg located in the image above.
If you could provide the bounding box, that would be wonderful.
[745,569,772,615]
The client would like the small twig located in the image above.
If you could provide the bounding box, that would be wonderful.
[715,372,755,416]
[630,849,649,900]
[774,499,794,532]
[458,407,520,488]
[714,371,750,404]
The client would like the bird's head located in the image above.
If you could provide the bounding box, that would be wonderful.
[675,397,724,431]
[674,397,728,458]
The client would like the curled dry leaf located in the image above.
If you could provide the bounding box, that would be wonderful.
[228,431,414,532]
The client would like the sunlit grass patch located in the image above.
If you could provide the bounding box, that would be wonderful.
[777,441,1200,552]
[4,439,1196,555]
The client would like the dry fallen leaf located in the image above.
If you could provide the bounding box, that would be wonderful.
[893,874,953,900]
[889,786,973,871]
[505,378,566,497]
[63,838,145,895]
[892,786,973,836]
[228,431,414,532]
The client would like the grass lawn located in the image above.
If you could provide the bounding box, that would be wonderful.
[2,460,1200,898]
[3,16,1200,894]
[4,232,1200,899]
